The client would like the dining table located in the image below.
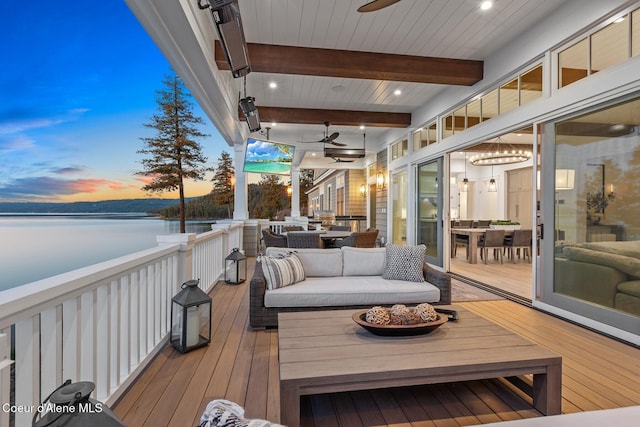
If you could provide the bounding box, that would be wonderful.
[283,229,353,241]
[450,227,489,264]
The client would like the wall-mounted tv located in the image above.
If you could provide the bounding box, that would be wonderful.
[243,138,295,175]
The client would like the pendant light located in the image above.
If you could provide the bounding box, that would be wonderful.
[488,165,497,192]
[461,154,469,192]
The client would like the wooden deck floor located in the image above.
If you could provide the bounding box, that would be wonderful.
[450,251,533,300]
[112,260,640,427]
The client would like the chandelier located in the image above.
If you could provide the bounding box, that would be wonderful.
[468,137,532,166]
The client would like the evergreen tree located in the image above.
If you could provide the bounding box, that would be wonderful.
[136,73,209,233]
[299,169,314,214]
[211,151,235,218]
[258,174,286,219]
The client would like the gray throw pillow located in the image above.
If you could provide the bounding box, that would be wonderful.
[383,244,426,282]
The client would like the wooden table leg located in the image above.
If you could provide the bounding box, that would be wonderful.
[280,385,301,427]
[468,233,478,264]
[532,363,562,415]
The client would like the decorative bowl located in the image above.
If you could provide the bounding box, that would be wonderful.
[352,311,448,336]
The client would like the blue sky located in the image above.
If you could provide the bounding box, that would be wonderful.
[0,1,227,202]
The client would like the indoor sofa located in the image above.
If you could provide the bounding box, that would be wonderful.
[555,241,640,316]
[249,246,451,328]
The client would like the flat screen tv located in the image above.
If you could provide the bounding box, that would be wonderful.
[243,138,295,175]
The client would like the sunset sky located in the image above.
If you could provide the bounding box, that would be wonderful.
[0,2,228,203]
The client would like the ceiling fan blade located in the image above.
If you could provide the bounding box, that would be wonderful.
[332,157,354,163]
[328,141,347,147]
[358,0,402,13]
[327,131,340,141]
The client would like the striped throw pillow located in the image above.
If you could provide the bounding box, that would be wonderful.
[259,253,306,290]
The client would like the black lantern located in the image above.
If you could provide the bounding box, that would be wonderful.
[225,248,247,284]
[32,380,125,426]
[170,279,212,353]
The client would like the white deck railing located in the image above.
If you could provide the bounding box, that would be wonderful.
[0,222,244,427]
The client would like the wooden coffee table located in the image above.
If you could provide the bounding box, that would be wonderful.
[278,306,562,427]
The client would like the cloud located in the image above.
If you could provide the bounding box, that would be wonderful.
[0,176,126,200]
[52,166,86,175]
[0,118,63,135]
[0,108,90,135]
[0,135,35,152]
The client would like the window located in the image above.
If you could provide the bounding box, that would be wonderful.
[591,19,629,73]
[481,89,498,122]
[559,38,588,87]
[520,65,543,105]
[391,139,409,160]
[549,96,640,335]
[499,78,519,115]
[336,187,345,215]
[413,121,437,151]
[633,9,640,56]
[467,98,481,128]
[441,114,454,139]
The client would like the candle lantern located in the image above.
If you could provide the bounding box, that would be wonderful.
[225,248,247,284]
[170,279,211,353]
[32,380,125,426]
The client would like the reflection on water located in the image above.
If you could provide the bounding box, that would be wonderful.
[0,214,216,291]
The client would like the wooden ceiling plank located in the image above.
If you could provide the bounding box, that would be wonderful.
[254,106,411,128]
[216,42,483,86]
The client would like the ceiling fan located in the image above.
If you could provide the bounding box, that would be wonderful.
[317,122,346,146]
[331,157,354,163]
[357,0,402,13]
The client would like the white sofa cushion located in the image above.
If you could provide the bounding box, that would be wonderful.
[266,247,343,277]
[264,276,440,308]
[341,247,386,276]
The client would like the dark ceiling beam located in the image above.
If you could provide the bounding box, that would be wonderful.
[216,42,483,86]
[253,106,411,128]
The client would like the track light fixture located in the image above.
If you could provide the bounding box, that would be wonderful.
[198,0,251,78]
[238,96,260,132]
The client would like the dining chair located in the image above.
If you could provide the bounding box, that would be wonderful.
[453,220,472,259]
[478,229,505,264]
[283,225,304,232]
[335,230,378,248]
[287,232,324,248]
[504,229,533,263]
[261,228,287,248]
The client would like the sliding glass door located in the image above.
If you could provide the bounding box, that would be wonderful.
[418,158,443,266]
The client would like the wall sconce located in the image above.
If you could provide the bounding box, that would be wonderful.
[359,184,366,197]
[461,178,469,192]
[230,175,235,189]
[287,185,292,196]
[376,171,386,189]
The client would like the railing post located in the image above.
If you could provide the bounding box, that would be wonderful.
[157,234,196,286]
[0,333,13,427]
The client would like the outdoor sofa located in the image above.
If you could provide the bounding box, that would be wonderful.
[249,245,451,328]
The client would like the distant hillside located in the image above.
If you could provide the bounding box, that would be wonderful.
[0,198,196,214]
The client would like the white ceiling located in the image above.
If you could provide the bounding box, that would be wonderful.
[234,0,571,150]
[127,0,574,168]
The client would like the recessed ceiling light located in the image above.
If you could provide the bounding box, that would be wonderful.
[331,85,346,93]
[394,89,402,96]
[269,82,277,89]
[614,16,626,24]
[311,152,316,156]
[271,122,277,127]
[516,133,523,137]
[360,125,366,130]
[480,1,492,11]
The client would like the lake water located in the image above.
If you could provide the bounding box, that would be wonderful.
[0,214,216,292]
